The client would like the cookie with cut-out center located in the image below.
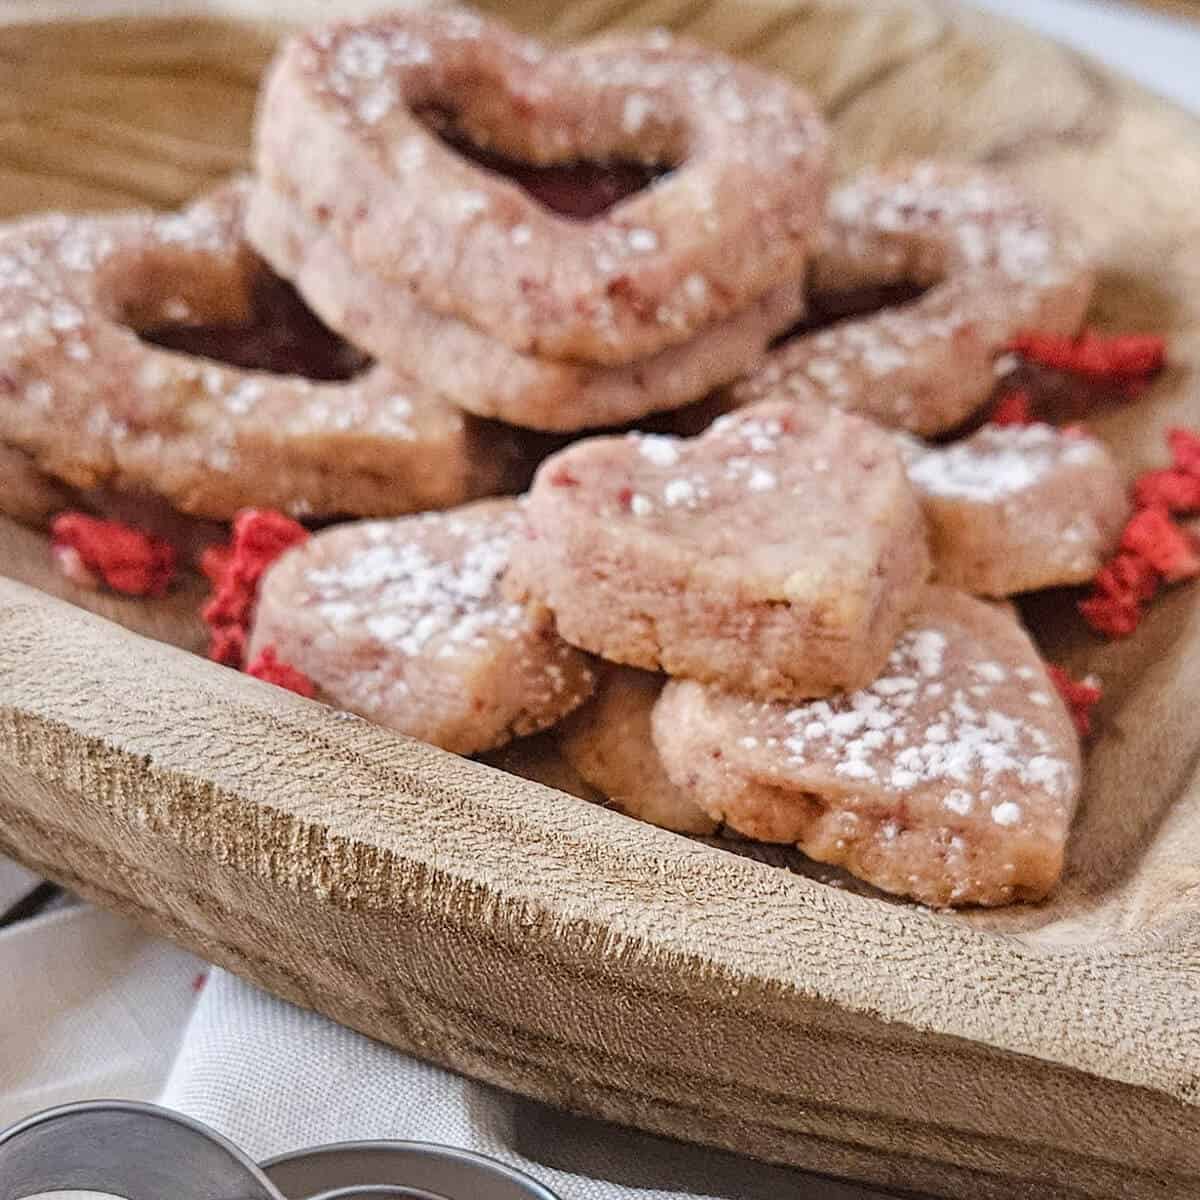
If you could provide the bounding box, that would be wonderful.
[246,180,806,432]
[248,499,595,755]
[255,9,828,365]
[556,665,717,835]
[901,423,1128,596]
[652,586,1081,907]
[735,161,1093,435]
[508,400,929,699]
[0,181,526,520]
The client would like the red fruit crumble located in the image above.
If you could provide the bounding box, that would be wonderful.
[50,512,176,597]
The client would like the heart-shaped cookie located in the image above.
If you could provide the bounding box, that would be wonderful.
[248,499,595,755]
[255,8,828,365]
[0,182,527,520]
[652,586,1082,907]
[508,400,930,699]
[901,423,1129,596]
[734,161,1094,434]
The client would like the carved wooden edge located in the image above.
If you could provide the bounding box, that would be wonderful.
[1,578,1198,1196]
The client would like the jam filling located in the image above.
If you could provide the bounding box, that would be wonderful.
[419,106,669,221]
[140,273,370,382]
[770,281,928,350]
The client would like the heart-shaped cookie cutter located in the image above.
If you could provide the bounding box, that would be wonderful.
[0,1100,561,1200]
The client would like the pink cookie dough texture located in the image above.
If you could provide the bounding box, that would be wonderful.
[901,423,1128,596]
[652,586,1082,908]
[249,499,595,755]
[254,9,829,365]
[557,665,718,835]
[508,400,930,699]
[735,160,1094,435]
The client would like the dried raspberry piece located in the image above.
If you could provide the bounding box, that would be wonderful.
[1080,424,1200,640]
[990,389,1033,426]
[1168,427,1200,477]
[201,578,253,631]
[1047,664,1102,738]
[1078,592,1142,638]
[1008,330,1166,379]
[245,645,317,698]
[199,543,233,587]
[228,508,310,571]
[50,512,176,597]
[1120,507,1200,582]
[1132,468,1200,514]
[207,623,246,667]
[1093,551,1160,605]
[201,508,308,668]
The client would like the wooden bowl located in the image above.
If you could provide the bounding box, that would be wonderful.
[1,3,1199,1197]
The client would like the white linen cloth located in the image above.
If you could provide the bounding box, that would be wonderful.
[0,905,199,1128]
[160,973,894,1198]
[3,2,1199,1196]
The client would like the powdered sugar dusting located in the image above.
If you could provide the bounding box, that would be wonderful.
[258,502,594,750]
[636,434,679,467]
[302,508,528,657]
[906,423,1104,502]
[720,606,1078,816]
[826,163,1075,286]
[746,161,1090,433]
[288,8,827,356]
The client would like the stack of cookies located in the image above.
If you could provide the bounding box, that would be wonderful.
[244,8,827,435]
[0,7,826,537]
[0,7,1139,909]
[508,404,1088,908]
[251,392,1107,908]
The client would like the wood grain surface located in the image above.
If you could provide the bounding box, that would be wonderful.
[1133,0,1200,19]
[1,3,1199,1197]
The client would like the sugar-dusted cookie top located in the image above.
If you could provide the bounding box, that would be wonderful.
[735,160,1094,435]
[902,423,1128,596]
[256,8,829,364]
[249,499,595,755]
[0,182,526,519]
[509,400,929,699]
[653,586,1082,907]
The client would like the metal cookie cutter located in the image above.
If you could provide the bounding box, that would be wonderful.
[0,1100,561,1200]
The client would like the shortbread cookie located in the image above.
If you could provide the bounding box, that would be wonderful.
[255,10,829,365]
[652,587,1082,907]
[735,161,1094,435]
[557,666,717,835]
[901,424,1128,596]
[247,181,806,431]
[248,500,595,755]
[0,443,72,525]
[0,182,525,519]
[508,401,929,699]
